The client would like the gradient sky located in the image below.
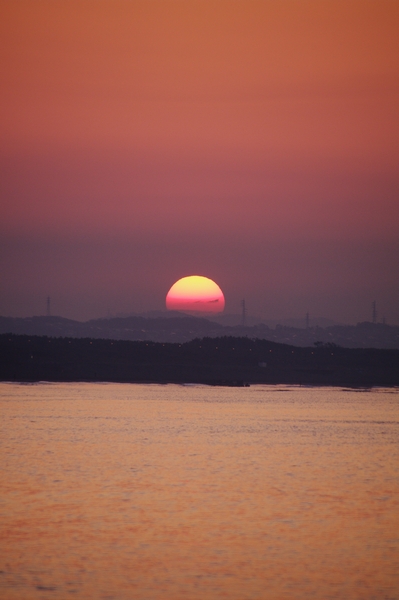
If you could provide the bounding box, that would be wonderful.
[1,0,398,323]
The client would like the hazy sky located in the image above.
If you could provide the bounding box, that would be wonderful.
[1,0,398,323]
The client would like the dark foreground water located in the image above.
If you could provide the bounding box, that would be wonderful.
[1,383,398,600]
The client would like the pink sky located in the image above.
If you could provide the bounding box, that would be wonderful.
[1,0,398,323]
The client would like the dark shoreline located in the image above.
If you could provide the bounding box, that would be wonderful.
[2,333,399,388]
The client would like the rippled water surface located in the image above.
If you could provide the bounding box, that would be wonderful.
[1,383,398,599]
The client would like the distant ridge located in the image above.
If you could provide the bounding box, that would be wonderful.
[0,315,398,349]
[2,334,398,386]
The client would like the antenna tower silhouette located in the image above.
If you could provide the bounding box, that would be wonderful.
[372,300,377,324]
[46,296,51,317]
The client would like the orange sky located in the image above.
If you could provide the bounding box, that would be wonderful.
[1,0,398,322]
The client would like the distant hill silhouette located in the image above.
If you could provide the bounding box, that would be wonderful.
[0,315,398,349]
[1,334,398,386]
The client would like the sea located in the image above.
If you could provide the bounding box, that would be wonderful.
[1,382,398,600]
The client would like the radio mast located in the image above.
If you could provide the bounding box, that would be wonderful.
[372,301,377,324]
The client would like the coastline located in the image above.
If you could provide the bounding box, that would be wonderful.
[2,334,399,388]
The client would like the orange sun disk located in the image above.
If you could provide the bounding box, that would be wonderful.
[166,275,225,313]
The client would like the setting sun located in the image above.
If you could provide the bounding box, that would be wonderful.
[166,276,225,313]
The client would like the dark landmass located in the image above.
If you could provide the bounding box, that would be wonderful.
[0,315,398,348]
[1,334,398,387]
